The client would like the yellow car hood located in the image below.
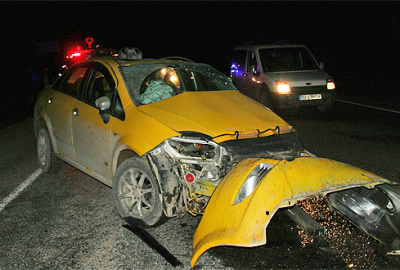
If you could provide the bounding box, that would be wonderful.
[138,90,289,141]
[191,157,393,267]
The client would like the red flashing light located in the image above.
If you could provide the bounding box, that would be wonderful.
[70,52,82,58]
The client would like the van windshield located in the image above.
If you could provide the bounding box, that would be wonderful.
[259,47,319,72]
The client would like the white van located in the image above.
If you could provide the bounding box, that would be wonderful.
[231,42,336,111]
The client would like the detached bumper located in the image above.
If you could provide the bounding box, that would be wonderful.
[191,157,395,267]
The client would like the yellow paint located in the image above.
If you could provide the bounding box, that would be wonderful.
[191,157,390,267]
[138,90,291,142]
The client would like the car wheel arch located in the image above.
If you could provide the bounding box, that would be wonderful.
[35,116,59,154]
[34,117,47,138]
[112,149,185,219]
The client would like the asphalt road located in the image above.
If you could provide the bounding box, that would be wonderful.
[1,100,400,270]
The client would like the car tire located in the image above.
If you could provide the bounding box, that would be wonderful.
[113,157,164,228]
[37,128,62,174]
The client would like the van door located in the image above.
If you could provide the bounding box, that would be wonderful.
[231,49,247,92]
[242,50,260,100]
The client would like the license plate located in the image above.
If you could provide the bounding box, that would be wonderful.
[299,94,322,101]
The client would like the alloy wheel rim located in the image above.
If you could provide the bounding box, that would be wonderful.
[119,168,155,217]
[38,133,48,166]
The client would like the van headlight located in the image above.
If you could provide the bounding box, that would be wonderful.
[234,162,274,205]
[327,78,335,90]
[276,81,291,94]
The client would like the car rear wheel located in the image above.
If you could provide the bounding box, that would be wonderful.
[113,157,164,227]
[37,128,62,174]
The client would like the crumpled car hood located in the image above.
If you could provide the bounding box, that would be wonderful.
[138,90,290,141]
[191,157,393,267]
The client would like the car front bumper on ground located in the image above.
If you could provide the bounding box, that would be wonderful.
[190,157,398,267]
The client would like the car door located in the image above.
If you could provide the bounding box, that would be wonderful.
[71,63,123,183]
[46,65,90,161]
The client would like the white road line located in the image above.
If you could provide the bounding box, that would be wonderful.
[336,99,400,114]
[0,168,42,212]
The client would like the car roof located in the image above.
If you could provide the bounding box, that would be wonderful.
[83,56,196,67]
[234,42,307,51]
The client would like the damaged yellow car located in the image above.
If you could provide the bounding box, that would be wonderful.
[34,48,400,267]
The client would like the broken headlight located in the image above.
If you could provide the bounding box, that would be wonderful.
[166,137,217,160]
[234,162,274,205]
[163,136,229,181]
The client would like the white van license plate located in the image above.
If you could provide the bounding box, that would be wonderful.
[299,94,322,101]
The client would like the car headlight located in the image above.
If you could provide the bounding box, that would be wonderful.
[234,162,274,205]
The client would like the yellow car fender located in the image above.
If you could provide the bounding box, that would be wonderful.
[191,157,391,267]
[113,104,180,157]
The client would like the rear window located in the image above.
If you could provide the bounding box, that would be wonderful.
[119,62,236,105]
[259,47,319,72]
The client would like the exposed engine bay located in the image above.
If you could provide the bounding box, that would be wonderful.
[148,130,305,217]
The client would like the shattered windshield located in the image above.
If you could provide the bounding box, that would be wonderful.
[119,62,236,105]
[259,47,319,72]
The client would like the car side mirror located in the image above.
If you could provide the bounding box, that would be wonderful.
[319,62,325,70]
[95,96,111,124]
[95,96,111,111]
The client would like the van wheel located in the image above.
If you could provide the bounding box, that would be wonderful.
[37,128,62,174]
[317,100,334,113]
[113,157,164,228]
[260,88,272,108]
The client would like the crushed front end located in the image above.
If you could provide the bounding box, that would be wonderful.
[147,128,305,218]
[145,128,400,267]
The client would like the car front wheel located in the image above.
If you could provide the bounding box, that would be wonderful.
[37,127,62,174]
[113,157,164,227]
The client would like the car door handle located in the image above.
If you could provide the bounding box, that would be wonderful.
[73,108,80,116]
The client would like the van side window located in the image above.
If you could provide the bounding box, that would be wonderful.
[247,51,258,73]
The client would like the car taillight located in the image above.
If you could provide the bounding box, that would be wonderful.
[276,81,291,94]
[327,78,335,90]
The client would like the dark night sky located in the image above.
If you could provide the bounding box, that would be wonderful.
[2,2,400,78]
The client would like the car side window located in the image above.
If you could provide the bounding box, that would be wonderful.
[84,70,114,106]
[59,67,89,98]
[82,66,125,120]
